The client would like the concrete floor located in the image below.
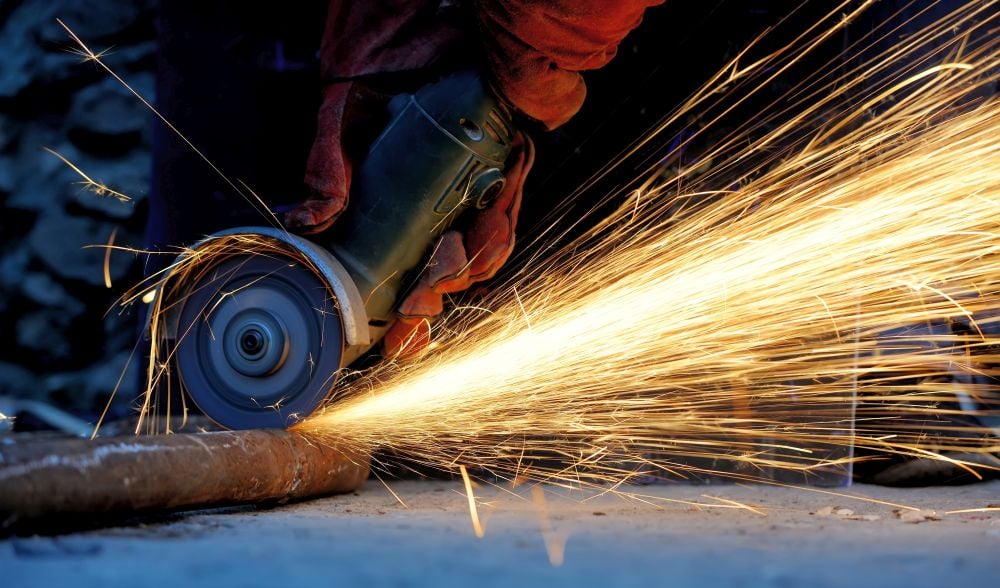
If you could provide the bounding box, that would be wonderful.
[3,480,999,588]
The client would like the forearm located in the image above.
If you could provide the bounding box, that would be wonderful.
[478,0,666,129]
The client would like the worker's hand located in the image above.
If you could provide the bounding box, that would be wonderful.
[382,132,535,357]
[288,0,663,231]
[284,0,468,234]
[284,81,387,234]
[289,0,663,355]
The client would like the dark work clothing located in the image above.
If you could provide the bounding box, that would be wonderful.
[146,1,326,274]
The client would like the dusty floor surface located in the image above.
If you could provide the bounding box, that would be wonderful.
[2,480,998,587]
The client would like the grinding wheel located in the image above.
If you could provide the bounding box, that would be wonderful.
[174,252,345,429]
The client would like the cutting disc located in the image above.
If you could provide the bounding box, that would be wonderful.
[174,252,344,429]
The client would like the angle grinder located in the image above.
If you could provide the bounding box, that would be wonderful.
[156,71,515,429]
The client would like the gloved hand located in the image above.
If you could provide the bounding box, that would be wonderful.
[383,132,535,356]
[284,80,383,234]
[285,0,469,234]
[285,0,664,357]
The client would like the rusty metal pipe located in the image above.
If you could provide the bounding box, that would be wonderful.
[0,430,369,526]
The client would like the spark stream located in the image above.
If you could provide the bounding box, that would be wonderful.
[301,4,1000,486]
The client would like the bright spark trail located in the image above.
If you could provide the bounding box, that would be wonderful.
[299,2,1000,487]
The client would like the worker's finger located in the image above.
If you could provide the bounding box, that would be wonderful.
[283,197,345,234]
[397,231,470,319]
[382,316,432,359]
[385,133,535,358]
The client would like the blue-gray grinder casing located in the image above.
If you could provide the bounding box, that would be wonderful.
[171,71,516,429]
[328,70,515,323]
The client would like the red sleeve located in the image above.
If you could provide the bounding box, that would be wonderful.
[477,0,665,129]
[317,0,663,130]
[318,0,468,80]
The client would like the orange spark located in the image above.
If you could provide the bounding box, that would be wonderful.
[103,227,118,289]
[459,465,485,538]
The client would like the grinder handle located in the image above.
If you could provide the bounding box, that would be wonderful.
[326,70,516,329]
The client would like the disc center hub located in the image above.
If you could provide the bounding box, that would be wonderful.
[223,310,289,378]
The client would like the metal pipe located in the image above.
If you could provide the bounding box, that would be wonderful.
[0,430,369,526]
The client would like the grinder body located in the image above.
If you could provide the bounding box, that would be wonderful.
[167,71,515,429]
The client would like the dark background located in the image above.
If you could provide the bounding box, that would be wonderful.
[0,1,891,424]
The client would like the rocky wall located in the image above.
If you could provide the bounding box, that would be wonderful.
[0,0,156,421]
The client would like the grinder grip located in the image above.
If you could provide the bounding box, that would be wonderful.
[325,70,516,327]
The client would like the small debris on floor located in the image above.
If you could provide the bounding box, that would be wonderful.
[813,506,881,521]
[894,509,941,523]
